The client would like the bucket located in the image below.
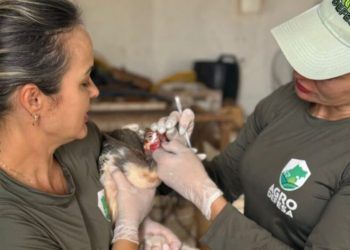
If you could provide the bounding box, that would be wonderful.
[194,54,240,101]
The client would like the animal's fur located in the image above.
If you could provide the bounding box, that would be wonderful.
[98,129,161,223]
[98,129,199,249]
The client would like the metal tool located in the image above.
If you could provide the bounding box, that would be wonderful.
[174,96,192,148]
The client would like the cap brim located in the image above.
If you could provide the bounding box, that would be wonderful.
[271,5,350,80]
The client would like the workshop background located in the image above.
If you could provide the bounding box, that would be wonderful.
[76,0,318,113]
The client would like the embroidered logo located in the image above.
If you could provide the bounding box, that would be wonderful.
[333,0,350,25]
[343,0,350,8]
[267,184,297,218]
[279,159,311,191]
[97,189,111,222]
[267,159,310,218]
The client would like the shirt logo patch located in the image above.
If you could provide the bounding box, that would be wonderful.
[279,158,311,191]
[333,0,350,25]
[342,0,350,9]
[97,189,111,222]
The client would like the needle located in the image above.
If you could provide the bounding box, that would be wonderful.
[174,96,192,148]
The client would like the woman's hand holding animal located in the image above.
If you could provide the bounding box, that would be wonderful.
[111,170,156,244]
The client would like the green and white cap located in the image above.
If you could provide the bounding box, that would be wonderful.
[272,0,350,80]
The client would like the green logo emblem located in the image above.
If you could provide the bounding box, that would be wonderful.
[279,159,311,191]
[97,189,111,222]
[343,0,350,9]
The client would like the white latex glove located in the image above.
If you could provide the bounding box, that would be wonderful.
[150,109,195,141]
[111,170,156,244]
[152,140,223,220]
[140,218,182,250]
[122,122,205,161]
[150,109,206,160]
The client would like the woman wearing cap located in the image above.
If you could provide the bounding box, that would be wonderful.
[0,1,182,250]
[139,0,350,249]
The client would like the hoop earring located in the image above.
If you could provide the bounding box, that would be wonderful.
[32,114,39,126]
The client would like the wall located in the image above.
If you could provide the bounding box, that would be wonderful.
[75,0,319,114]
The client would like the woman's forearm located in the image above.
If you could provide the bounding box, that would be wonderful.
[112,240,138,250]
[210,196,228,221]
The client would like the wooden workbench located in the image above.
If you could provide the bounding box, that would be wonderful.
[89,102,244,150]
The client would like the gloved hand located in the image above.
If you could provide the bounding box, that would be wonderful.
[150,109,206,160]
[150,109,195,142]
[111,170,156,244]
[123,115,205,161]
[140,218,182,250]
[152,140,223,220]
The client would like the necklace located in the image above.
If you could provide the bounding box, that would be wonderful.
[0,161,35,185]
[0,160,68,194]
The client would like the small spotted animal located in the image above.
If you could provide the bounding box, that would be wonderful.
[99,129,200,250]
[98,128,163,223]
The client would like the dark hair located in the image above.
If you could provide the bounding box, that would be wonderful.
[0,0,81,118]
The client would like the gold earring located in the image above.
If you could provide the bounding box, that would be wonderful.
[32,114,39,126]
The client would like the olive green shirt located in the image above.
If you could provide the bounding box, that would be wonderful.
[0,122,112,250]
[202,83,350,249]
